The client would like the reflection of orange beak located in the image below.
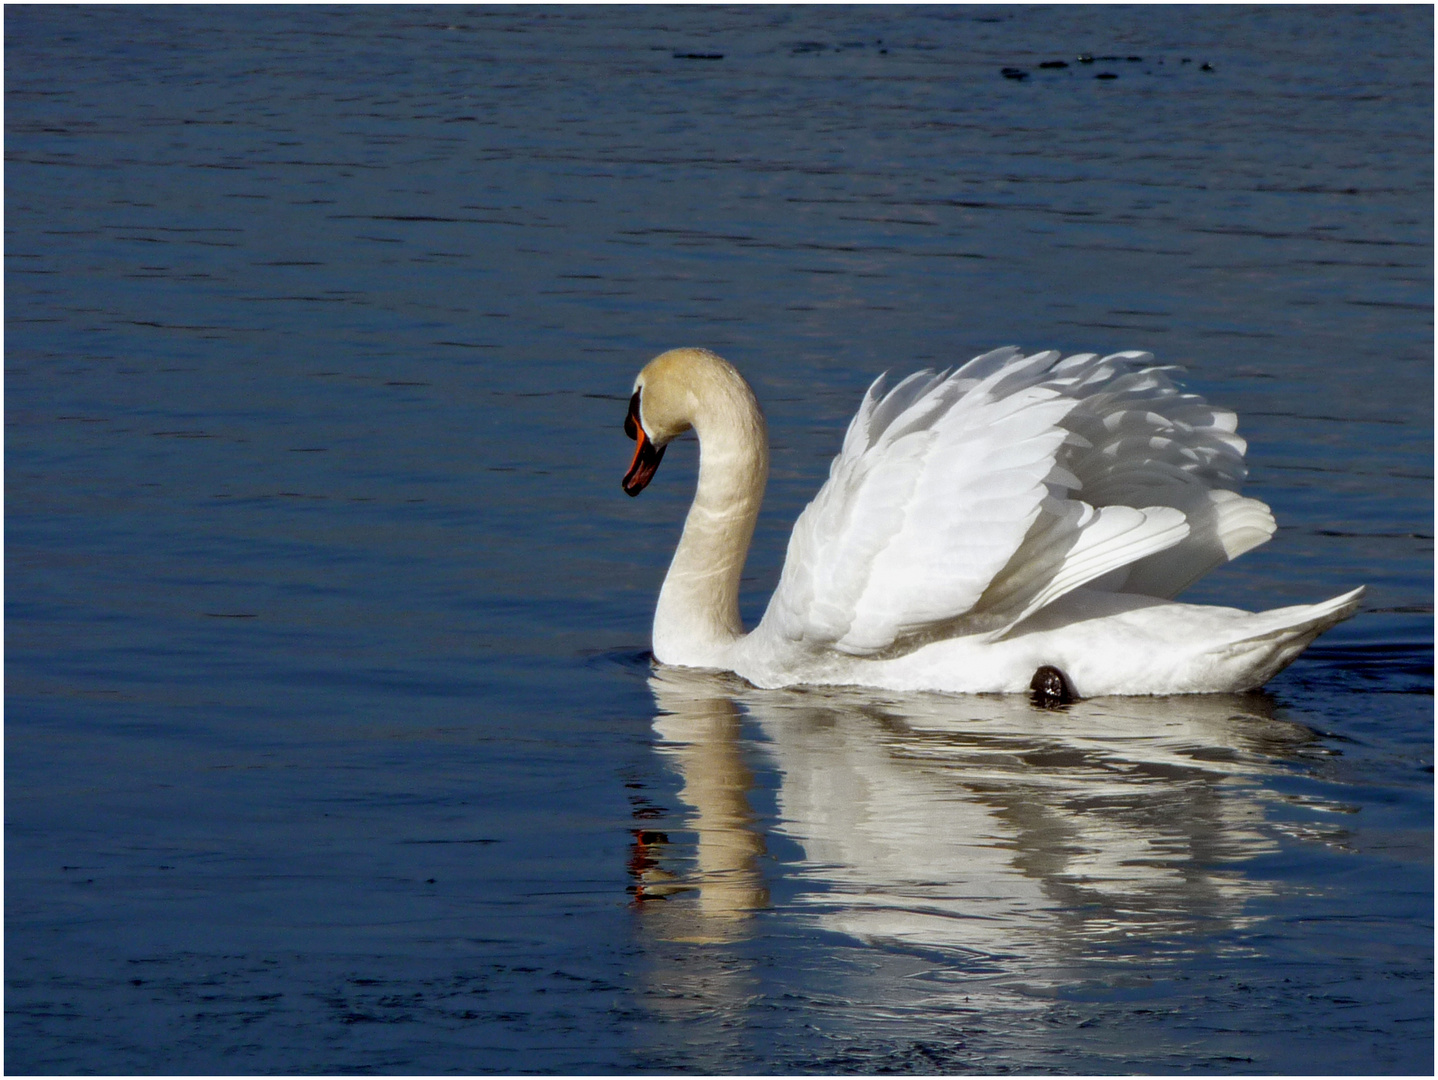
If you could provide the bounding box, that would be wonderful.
[623,389,665,496]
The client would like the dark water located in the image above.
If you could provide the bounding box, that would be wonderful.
[6,6,1432,1073]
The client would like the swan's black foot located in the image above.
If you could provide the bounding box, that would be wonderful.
[1030,665,1076,708]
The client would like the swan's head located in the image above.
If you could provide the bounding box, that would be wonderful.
[623,347,749,496]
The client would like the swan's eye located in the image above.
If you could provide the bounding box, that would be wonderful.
[624,390,641,440]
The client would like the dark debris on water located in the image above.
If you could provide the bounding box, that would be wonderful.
[1001,54,1214,80]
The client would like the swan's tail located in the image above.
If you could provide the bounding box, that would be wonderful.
[1222,586,1365,690]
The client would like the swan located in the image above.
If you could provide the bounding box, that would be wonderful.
[620,346,1363,697]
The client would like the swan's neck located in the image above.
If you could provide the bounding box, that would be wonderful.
[652,388,768,668]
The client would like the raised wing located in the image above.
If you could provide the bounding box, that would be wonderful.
[757,348,1270,658]
[1049,351,1275,597]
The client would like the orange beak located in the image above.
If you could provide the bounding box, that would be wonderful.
[622,390,665,496]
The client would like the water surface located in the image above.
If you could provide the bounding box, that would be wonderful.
[6,6,1432,1073]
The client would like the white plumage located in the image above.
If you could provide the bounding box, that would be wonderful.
[621,346,1361,696]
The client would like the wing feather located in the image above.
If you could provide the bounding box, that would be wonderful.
[757,348,1269,658]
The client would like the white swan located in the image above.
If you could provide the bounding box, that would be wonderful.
[621,346,1362,696]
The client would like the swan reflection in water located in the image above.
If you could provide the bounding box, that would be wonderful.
[634,665,1342,968]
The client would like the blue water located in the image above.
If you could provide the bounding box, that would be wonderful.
[6,6,1432,1073]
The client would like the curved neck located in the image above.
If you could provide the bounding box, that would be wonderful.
[652,389,768,668]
